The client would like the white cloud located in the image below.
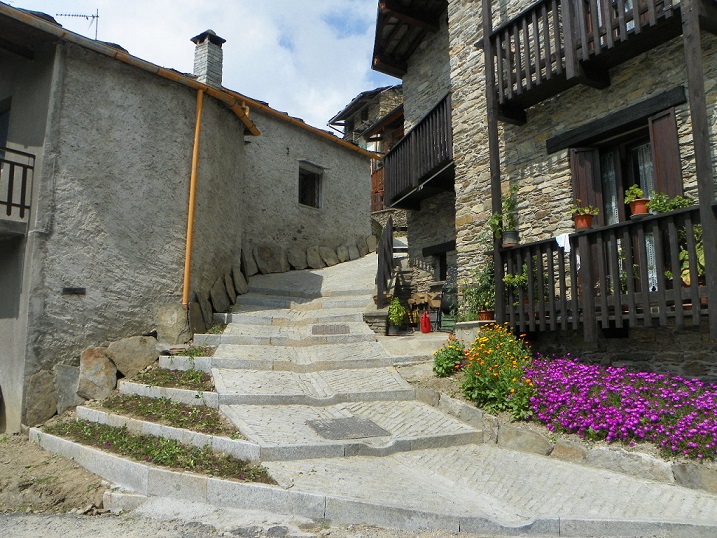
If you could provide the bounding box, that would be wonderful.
[9,0,398,128]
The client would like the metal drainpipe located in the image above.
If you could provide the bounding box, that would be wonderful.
[182,89,205,306]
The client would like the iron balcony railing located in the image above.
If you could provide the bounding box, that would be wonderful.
[500,206,709,340]
[0,146,34,224]
[488,0,681,114]
[383,94,453,206]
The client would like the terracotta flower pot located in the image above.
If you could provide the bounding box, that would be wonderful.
[629,198,650,216]
[502,230,519,247]
[573,214,594,229]
[478,310,495,321]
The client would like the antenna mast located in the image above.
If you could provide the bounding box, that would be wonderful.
[55,10,99,40]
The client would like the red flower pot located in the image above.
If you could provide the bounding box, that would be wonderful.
[629,198,650,216]
[573,214,594,229]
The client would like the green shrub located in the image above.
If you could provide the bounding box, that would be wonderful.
[432,335,466,377]
[461,323,534,419]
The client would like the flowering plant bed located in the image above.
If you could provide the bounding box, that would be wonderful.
[527,356,717,460]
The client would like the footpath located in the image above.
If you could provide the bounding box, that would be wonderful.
[31,253,717,537]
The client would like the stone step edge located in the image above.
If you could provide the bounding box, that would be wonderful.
[193,333,377,347]
[213,390,417,407]
[118,380,219,408]
[214,312,364,326]
[75,406,261,461]
[31,430,717,538]
[160,354,422,374]
[246,286,374,299]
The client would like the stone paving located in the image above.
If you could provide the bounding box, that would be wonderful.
[208,253,717,533]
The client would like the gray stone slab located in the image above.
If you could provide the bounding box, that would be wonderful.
[356,237,369,257]
[147,468,208,503]
[336,244,349,262]
[305,246,325,269]
[254,244,290,274]
[224,273,237,305]
[155,303,191,344]
[307,417,390,440]
[206,478,326,519]
[559,518,717,538]
[242,247,259,277]
[347,243,360,260]
[319,246,339,267]
[311,324,349,335]
[232,265,249,295]
[210,277,231,314]
[286,246,308,270]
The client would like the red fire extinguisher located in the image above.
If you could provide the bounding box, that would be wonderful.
[420,311,432,333]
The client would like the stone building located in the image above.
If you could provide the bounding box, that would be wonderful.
[372,0,717,374]
[0,5,373,432]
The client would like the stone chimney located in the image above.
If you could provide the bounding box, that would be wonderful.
[191,29,226,88]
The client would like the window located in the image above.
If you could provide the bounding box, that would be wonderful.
[570,107,682,227]
[298,161,323,208]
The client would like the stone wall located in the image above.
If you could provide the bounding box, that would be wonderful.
[242,108,371,254]
[402,8,452,129]
[529,320,717,380]
[406,191,457,294]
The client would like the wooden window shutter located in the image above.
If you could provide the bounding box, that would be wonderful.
[648,108,682,196]
[570,147,604,226]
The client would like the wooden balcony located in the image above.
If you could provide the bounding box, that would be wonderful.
[383,94,454,209]
[0,146,34,237]
[499,206,711,340]
[486,0,685,123]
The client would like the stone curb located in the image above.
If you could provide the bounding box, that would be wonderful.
[214,312,365,326]
[29,429,717,537]
[161,355,423,374]
[117,380,219,408]
[422,388,717,496]
[194,333,376,347]
[74,406,261,461]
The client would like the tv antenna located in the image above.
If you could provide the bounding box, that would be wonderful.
[56,10,99,40]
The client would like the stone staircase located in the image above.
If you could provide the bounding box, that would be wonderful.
[29,253,717,536]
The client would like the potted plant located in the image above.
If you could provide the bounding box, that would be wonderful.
[570,199,600,229]
[489,183,519,247]
[624,184,649,216]
[387,297,406,335]
[461,258,495,321]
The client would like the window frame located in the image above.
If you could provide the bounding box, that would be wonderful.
[297,160,324,209]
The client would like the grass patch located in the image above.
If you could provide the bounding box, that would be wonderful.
[180,346,216,358]
[207,323,227,334]
[132,368,213,391]
[44,420,273,483]
[100,394,239,437]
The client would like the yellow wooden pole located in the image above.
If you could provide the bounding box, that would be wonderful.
[182,89,204,306]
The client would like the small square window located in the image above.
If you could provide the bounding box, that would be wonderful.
[299,168,322,208]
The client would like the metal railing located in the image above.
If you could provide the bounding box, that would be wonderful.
[501,206,708,339]
[383,94,453,206]
[376,216,394,309]
[0,146,34,222]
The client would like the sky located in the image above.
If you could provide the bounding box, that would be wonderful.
[7,0,399,130]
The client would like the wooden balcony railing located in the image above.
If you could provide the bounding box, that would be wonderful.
[488,0,681,118]
[500,206,710,340]
[0,146,34,224]
[383,94,453,206]
[376,216,395,309]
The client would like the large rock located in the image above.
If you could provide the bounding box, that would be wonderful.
[210,277,231,314]
[551,440,588,462]
[224,273,237,304]
[106,336,158,378]
[188,301,206,334]
[336,245,349,263]
[306,246,325,269]
[287,247,308,270]
[366,235,378,252]
[232,265,249,295]
[54,364,85,414]
[497,424,552,455]
[155,303,191,344]
[242,248,258,277]
[357,237,369,257]
[77,347,117,400]
[253,244,290,274]
[25,370,58,426]
[319,246,340,267]
[673,462,717,494]
[347,243,360,260]
[195,291,213,329]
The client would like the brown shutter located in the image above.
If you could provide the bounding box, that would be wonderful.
[648,108,682,196]
[570,147,604,226]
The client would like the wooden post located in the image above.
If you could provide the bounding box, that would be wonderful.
[577,233,597,342]
[483,0,506,323]
[681,0,717,338]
